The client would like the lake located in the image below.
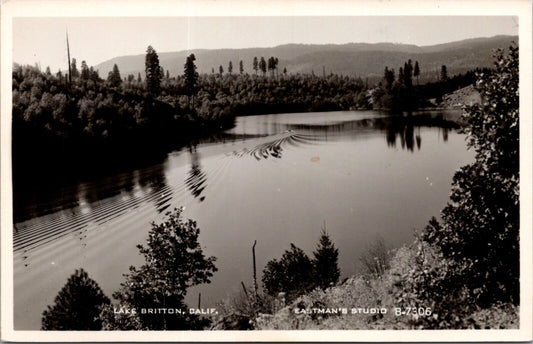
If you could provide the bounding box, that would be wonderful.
[12,110,475,329]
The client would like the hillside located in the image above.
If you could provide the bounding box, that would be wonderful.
[94,35,516,83]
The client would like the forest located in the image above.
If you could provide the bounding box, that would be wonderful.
[12,45,480,173]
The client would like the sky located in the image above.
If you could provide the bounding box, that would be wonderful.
[13,16,518,73]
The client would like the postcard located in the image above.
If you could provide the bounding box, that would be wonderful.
[1,0,532,341]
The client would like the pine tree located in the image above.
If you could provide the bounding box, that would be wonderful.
[184,54,199,110]
[440,65,448,81]
[228,61,233,74]
[219,65,224,75]
[312,226,340,289]
[145,45,162,95]
[107,63,122,87]
[80,60,90,80]
[414,61,420,85]
[41,269,110,330]
[137,72,142,83]
[70,58,79,78]
[253,56,258,75]
[239,60,244,75]
[259,57,267,76]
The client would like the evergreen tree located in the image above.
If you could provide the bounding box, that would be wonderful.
[228,61,233,75]
[166,69,170,79]
[414,61,420,85]
[440,65,448,81]
[383,67,395,91]
[239,60,244,75]
[80,60,90,80]
[41,269,110,330]
[45,66,51,75]
[219,65,224,75]
[70,58,79,78]
[137,72,142,83]
[312,227,340,289]
[253,56,258,75]
[145,45,162,95]
[107,63,122,87]
[259,57,267,76]
[112,208,217,330]
[184,54,199,110]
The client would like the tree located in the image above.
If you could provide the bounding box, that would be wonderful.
[312,226,340,289]
[80,60,90,80]
[219,65,224,75]
[70,58,79,78]
[440,65,448,81]
[259,57,267,76]
[42,269,110,330]
[383,67,395,91]
[137,72,142,83]
[184,54,199,110]
[253,57,258,75]
[262,243,314,302]
[112,208,217,330]
[145,45,162,95]
[45,66,51,75]
[107,63,122,87]
[423,45,519,308]
[239,60,244,75]
[228,61,233,75]
[414,61,420,85]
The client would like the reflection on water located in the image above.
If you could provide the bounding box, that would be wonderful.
[186,146,207,202]
[13,111,462,255]
[13,110,475,330]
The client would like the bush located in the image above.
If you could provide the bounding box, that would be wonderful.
[262,243,314,303]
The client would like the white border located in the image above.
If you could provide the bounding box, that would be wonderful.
[1,0,532,342]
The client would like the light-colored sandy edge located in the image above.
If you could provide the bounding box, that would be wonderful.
[1,0,532,341]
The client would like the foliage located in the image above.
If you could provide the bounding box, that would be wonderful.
[109,207,217,330]
[312,227,340,289]
[262,243,314,303]
[145,45,162,95]
[422,45,519,308]
[184,53,199,109]
[358,235,391,277]
[41,269,110,330]
[107,63,122,87]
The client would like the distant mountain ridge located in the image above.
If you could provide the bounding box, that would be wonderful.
[94,35,517,83]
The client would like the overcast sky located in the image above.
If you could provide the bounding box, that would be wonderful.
[13,16,518,72]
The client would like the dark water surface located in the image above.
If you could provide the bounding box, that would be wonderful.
[13,110,474,329]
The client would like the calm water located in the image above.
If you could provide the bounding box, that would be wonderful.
[13,110,474,329]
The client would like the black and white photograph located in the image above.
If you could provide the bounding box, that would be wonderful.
[1,0,532,341]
